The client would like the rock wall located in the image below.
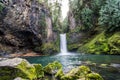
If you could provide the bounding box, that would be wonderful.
[0,0,53,53]
[45,15,53,42]
[68,10,76,30]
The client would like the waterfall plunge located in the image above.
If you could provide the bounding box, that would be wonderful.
[60,34,69,55]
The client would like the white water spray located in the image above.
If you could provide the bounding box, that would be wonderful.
[60,34,69,55]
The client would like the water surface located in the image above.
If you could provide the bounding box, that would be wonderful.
[24,54,120,80]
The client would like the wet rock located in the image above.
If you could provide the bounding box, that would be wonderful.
[86,73,104,80]
[0,58,38,80]
[110,63,120,68]
[14,77,23,80]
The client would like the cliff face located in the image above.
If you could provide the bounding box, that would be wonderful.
[0,0,53,53]
[68,10,76,31]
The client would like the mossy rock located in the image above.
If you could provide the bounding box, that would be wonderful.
[44,61,62,75]
[55,68,64,79]
[61,68,80,80]
[99,64,108,68]
[16,60,37,80]
[78,32,120,54]
[41,43,59,54]
[86,73,103,80]
[0,58,37,80]
[108,32,120,54]
[78,32,108,54]
[68,43,81,51]
[61,66,91,80]
[33,64,44,78]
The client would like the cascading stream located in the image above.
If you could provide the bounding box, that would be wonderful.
[60,34,68,55]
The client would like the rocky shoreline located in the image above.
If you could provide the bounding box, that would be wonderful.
[0,58,104,80]
[0,50,43,58]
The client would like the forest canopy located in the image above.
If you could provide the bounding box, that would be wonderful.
[69,0,120,32]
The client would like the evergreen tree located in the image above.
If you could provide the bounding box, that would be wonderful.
[99,0,120,32]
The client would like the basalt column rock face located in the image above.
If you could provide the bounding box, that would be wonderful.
[0,0,53,53]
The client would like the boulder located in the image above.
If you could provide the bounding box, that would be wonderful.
[0,58,43,80]
[55,66,103,80]
[61,66,91,80]
[44,61,62,75]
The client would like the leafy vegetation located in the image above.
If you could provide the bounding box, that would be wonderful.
[81,7,94,30]
[0,2,4,12]
[99,0,120,32]
[78,32,120,54]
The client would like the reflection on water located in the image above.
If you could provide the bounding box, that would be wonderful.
[24,54,120,80]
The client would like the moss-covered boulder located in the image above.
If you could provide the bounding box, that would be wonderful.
[61,66,91,80]
[44,61,62,75]
[55,65,103,80]
[108,32,120,54]
[0,58,104,80]
[78,32,109,54]
[33,64,44,78]
[0,58,43,80]
[78,32,120,55]
[86,73,104,80]
[55,68,64,79]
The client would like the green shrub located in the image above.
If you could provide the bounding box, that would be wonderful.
[81,7,94,30]
[41,43,59,54]
[99,0,120,32]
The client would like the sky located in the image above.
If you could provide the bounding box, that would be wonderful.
[61,0,69,20]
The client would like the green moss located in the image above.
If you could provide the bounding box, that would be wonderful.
[79,66,91,75]
[61,66,91,80]
[44,61,62,74]
[16,60,37,80]
[0,60,37,80]
[33,64,44,78]
[78,32,108,54]
[99,64,108,68]
[0,67,19,80]
[0,58,103,80]
[78,31,120,55]
[61,68,80,80]
[108,32,120,54]
[55,68,64,79]
[41,43,59,54]
[68,43,81,51]
[86,73,103,80]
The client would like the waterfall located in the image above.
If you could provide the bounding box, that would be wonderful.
[60,34,68,54]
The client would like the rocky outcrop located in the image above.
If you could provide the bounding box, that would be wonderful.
[45,13,53,42]
[0,0,53,53]
[68,10,76,30]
